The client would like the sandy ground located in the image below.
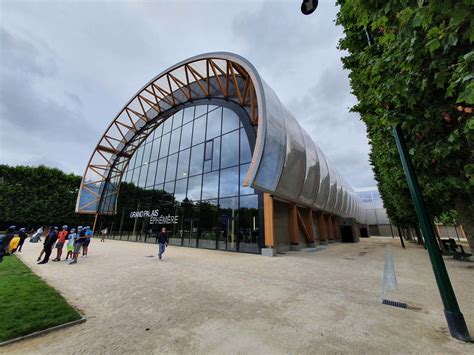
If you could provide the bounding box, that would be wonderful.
[2,237,473,354]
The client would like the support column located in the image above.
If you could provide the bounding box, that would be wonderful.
[317,212,327,244]
[289,203,299,250]
[262,193,276,256]
[306,208,315,246]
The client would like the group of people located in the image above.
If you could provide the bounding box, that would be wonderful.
[36,225,93,265]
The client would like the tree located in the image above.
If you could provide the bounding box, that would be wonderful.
[336,0,474,249]
[0,165,93,229]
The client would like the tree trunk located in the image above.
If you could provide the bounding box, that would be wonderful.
[414,226,424,246]
[456,196,474,253]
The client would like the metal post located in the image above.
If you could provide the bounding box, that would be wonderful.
[392,125,470,341]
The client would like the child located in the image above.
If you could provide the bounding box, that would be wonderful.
[65,228,76,261]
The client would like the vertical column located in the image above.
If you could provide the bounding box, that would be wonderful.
[289,203,299,246]
[306,208,315,245]
[263,193,275,250]
[317,212,327,244]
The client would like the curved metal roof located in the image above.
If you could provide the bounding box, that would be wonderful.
[76,52,365,223]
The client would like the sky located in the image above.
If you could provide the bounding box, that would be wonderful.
[0,0,376,189]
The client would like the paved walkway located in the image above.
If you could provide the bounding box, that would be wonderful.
[3,237,473,354]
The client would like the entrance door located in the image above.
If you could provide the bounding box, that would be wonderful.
[182,218,198,247]
[217,216,237,251]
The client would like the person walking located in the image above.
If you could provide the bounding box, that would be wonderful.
[17,227,28,252]
[65,228,76,261]
[31,226,43,243]
[38,226,58,264]
[157,227,169,261]
[100,227,108,242]
[69,226,86,265]
[53,225,69,261]
[82,226,92,257]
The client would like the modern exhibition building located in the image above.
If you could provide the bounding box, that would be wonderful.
[76,52,367,256]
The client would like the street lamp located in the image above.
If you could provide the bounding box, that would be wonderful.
[301,4,470,342]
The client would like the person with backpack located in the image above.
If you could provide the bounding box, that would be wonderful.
[82,226,92,257]
[0,226,16,263]
[38,226,58,264]
[30,226,43,243]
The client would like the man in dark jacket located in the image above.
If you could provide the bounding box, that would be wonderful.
[157,227,169,261]
[38,226,58,264]
[17,228,28,252]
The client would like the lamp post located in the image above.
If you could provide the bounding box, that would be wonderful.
[301,2,470,342]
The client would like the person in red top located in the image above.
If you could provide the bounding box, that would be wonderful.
[53,225,69,262]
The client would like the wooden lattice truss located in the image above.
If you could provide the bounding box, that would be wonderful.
[76,55,261,214]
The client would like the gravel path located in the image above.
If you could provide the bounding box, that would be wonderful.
[3,237,472,354]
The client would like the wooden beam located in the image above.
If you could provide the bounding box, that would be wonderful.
[289,203,298,245]
[263,193,274,248]
[332,216,340,241]
[297,210,313,243]
[317,212,326,242]
[326,214,334,241]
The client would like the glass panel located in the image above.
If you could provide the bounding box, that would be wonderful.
[198,199,218,250]
[195,104,207,118]
[138,165,148,187]
[238,194,259,253]
[162,116,173,134]
[150,136,161,162]
[219,166,239,198]
[189,143,204,176]
[220,130,239,169]
[174,178,187,202]
[165,153,178,182]
[180,122,193,150]
[239,163,254,195]
[146,160,157,187]
[217,197,238,251]
[159,133,170,158]
[173,110,183,130]
[222,108,240,134]
[202,171,219,199]
[143,142,152,164]
[164,180,175,195]
[203,160,212,173]
[192,115,206,146]
[155,158,167,184]
[240,128,252,164]
[206,107,221,139]
[183,106,194,124]
[154,123,163,138]
[212,137,220,171]
[176,148,190,179]
[135,145,145,166]
[204,140,213,161]
[187,175,202,202]
[132,168,140,186]
[169,127,181,154]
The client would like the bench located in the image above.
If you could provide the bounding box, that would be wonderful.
[439,238,472,261]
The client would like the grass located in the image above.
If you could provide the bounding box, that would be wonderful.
[0,255,81,342]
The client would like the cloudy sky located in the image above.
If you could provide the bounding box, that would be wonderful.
[0,0,376,189]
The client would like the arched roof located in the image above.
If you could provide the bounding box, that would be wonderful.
[76,52,365,223]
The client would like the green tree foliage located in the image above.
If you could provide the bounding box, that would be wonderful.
[336,0,474,247]
[0,165,93,230]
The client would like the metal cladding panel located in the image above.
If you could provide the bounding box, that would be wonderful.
[274,108,307,200]
[313,145,330,210]
[252,81,287,192]
[298,129,320,206]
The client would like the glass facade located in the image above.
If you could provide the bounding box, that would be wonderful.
[97,104,261,254]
